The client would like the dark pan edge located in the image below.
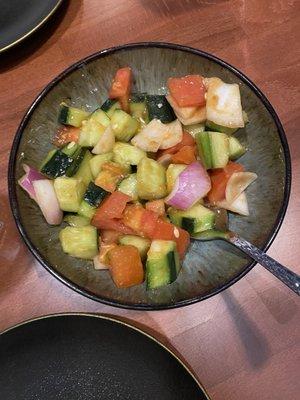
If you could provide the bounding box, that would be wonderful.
[0,0,63,54]
[8,42,292,310]
[0,312,211,400]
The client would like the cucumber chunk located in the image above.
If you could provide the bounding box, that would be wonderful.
[119,235,150,260]
[166,164,186,193]
[54,177,86,212]
[89,109,110,127]
[112,142,146,166]
[101,99,121,117]
[77,200,96,219]
[129,93,149,125]
[58,104,90,127]
[64,215,90,227]
[137,158,167,200]
[83,182,108,207]
[89,153,113,178]
[146,95,176,123]
[168,204,215,234]
[74,150,93,186]
[146,240,180,289]
[59,226,98,259]
[118,174,138,200]
[79,119,106,147]
[229,136,246,160]
[111,109,139,142]
[196,131,229,169]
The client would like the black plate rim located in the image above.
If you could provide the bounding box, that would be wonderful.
[8,42,292,310]
[0,312,211,400]
[0,0,63,54]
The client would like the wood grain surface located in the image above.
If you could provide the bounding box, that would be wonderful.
[0,1,299,399]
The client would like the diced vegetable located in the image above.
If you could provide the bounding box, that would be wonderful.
[165,162,211,210]
[206,120,238,135]
[58,104,90,127]
[64,147,87,178]
[166,95,206,124]
[196,131,229,169]
[118,174,138,200]
[101,99,121,117]
[54,177,86,212]
[146,95,176,123]
[100,230,123,244]
[33,180,63,225]
[166,164,187,193]
[207,162,244,204]
[206,77,244,130]
[145,200,165,217]
[53,126,80,147]
[168,204,215,234]
[108,245,144,288]
[83,182,108,207]
[158,119,183,150]
[59,226,98,259]
[74,150,93,186]
[150,219,190,259]
[136,158,167,200]
[109,67,132,112]
[111,109,139,142]
[122,204,159,238]
[92,125,115,155]
[216,191,249,216]
[225,172,257,204]
[40,149,73,179]
[78,119,106,147]
[157,131,195,157]
[183,123,205,137]
[92,191,132,221]
[146,240,181,289]
[168,75,206,107]
[18,164,45,201]
[64,214,90,227]
[89,153,113,178]
[95,161,128,192]
[78,200,96,219]
[229,136,246,160]
[93,254,109,270]
[112,142,146,166]
[118,235,151,260]
[89,109,110,127]
[171,145,196,164]
[129,93,149,125]
[97,242,118,268]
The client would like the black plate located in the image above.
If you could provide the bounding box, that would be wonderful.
[0,314,209,399]
[0,0,62,53]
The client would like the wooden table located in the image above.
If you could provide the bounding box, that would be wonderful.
[0,1,299,399]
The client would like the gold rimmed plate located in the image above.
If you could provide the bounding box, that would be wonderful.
[0,0,63,53]
[0,313,210,399]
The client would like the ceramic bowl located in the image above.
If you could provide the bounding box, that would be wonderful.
[8,43,291,309]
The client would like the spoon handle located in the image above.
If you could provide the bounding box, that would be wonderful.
[228,233,300,295]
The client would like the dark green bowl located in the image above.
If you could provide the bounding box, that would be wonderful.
[8,43,291,310]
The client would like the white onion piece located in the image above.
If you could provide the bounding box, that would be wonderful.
[33,180,63,225]
[93,255,109,270]
[176,106,206,125]
[131,119,165,152]
[92,125,115,154]
[18,164,45,201]
[225,172,257,204]
[165,162,211,210]
[159,119,183,149]
[216,191,249,216]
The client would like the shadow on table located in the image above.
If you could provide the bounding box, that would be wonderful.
[222,290,270,368]
[0,0,81,73]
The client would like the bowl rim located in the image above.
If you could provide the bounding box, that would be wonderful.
[8,42,292,310]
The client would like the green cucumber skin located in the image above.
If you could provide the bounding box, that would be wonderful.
[181,217,195,234]
[83,182,108,207]
[65,148,87,177]
[41,151,73,178]
[100,99,117,112]
[146,95,176,123]
[58,105,69,124]
[130,93,147,103]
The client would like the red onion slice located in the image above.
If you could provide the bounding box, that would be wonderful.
[165,162,211,210]
[18,164,45,201]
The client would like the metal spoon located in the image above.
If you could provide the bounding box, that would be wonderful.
[192,209,300,296]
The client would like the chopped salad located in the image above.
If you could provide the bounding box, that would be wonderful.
[19,67,257,290]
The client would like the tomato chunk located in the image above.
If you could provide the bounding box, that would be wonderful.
[100,230,123,244]
[93,217,135,234]
[151,219,190,259]
[122,204,159,237]
[168,75,206,107]
[145,200,165,217]
[109,245,144,288]
[53,126,80,147]
[171,145,196,164]
[207,162,244,204]
[109,67,132,112]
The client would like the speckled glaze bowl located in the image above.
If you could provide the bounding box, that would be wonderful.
[8,43,291,310]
